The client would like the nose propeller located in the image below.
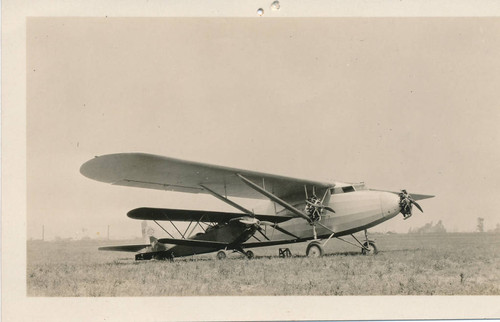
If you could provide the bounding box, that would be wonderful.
[237,217,260,226]
[399,189,423,219]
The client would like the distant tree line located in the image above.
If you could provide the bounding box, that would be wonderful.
[489,223,500,233]
[408,220,447,234]
[407,218,500,234]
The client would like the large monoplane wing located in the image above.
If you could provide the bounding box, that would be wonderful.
[127,207,292,223]
[80,153,333,199]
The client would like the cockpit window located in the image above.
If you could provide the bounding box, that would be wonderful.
[342,186,355,193]
[331,186,356,194]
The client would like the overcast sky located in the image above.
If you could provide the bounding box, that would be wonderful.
[27,18,500,240]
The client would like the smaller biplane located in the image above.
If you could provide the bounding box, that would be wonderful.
[81,153,434,260]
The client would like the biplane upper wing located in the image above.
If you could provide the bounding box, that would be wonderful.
[128,207,292,223]
[80,153,333,199]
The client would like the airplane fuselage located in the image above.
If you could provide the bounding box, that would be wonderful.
[267,190,402,240]
[145,217,260,259]
[151,189,402,258]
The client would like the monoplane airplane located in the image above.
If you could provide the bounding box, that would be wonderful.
[80,153,434,260]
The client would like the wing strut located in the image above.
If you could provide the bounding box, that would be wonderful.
[260,221,300,239]
[187,215,205,237]
[236,173,338,241]
[236,173,312,223]
[153,220,175,239]
[199,184,254,216]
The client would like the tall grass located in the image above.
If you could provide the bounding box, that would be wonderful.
[27,233,500,296]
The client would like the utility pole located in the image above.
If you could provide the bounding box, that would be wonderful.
[477,217,484,233]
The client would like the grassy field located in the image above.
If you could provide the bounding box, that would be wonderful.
[27,232,500,296]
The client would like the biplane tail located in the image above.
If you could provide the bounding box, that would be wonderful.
[98,223,163,254]
[149,236,169,252]
[141,220,156,244]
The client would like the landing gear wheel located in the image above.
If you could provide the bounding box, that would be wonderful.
[306,241,324,258]
[216,250,227,260]
[245,250,254,259]
[361,241,378,255]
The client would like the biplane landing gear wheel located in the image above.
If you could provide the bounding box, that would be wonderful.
[245,250,254,259]
[216,250,227,260]
[306,241,324,258]
[361,241,378,255]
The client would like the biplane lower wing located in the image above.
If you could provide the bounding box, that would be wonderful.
[127,207,292,223]
[156,237,312,250]
[156,237,313,250]
[157,238,229,249]
[243,238,311,248]
[98,244,150,252]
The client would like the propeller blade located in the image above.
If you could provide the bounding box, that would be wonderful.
[324,206,336,213]
[233,217,260,225]
[412,200,423,213]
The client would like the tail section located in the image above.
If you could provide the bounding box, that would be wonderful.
[141,220,155,244]
[98,222,169,259]
[149,235,168,252]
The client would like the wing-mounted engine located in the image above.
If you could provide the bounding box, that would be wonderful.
[304,187,335,223]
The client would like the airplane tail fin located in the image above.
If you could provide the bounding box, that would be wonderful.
[149,235,168,252]
[141,220,155,244]
[141,221,168,252]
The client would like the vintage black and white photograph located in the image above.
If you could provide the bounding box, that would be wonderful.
[3,2,500,320]
[25,16,500,297]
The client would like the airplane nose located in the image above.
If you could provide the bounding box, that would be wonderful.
[380,192,401,217]
[238,217,260,226]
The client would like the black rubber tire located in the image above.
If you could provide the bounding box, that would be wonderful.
[245,250,254,259]
[306,241,324,257]
[216,250,227,260]
[361,241,378,255]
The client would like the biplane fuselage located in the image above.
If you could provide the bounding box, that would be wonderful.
[138,217,261,259]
